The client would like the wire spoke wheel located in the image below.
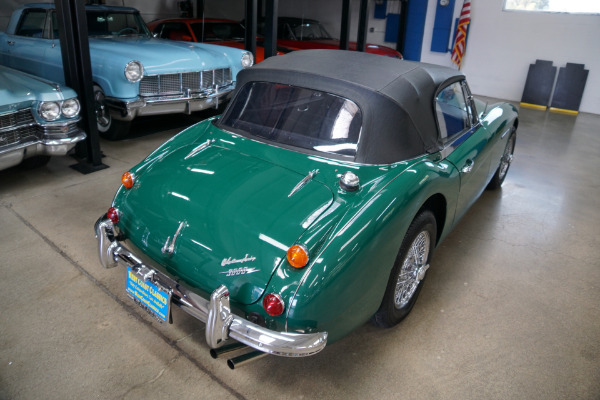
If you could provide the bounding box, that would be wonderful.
[487,125,517,190]
[394,231,430,309]
[372,210,436,328]
[498,133,516,181]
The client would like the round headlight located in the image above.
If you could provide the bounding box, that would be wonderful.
[39,102,61,121]
[61,98,80,118]
[241,52,254,68]
[124,60,144,82]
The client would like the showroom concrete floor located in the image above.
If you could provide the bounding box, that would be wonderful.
[0,103,598,400]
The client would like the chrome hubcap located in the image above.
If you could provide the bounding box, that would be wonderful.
[394,231,431,309]
[499,136,515,179]
[94,90,111,129]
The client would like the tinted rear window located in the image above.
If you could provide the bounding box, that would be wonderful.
[219,82,362,157]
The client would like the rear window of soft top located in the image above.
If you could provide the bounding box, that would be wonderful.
[219,82,362,158]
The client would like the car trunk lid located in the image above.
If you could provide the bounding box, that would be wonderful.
[117,143,333,305]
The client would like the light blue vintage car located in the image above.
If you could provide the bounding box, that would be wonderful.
[0,3,254,139]
[0,65,86,170]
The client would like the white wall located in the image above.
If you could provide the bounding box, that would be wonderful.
[420,2,600,114]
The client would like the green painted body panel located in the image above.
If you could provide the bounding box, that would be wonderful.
[113,100,518,343]
[115,124,334,305]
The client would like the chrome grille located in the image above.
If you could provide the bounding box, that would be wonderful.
[0,130,20,148]
[0,126,38,150]
[182,72,200,90]
[160,74,182,94]
[139,68,233,97]
[0,109,35,130]
[201,71,212,90]
[140,76,159,94]
[0,109,38,150]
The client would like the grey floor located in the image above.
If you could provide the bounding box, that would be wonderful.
[1,103,598,399]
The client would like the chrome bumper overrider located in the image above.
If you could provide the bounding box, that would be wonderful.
[94,216,328,357]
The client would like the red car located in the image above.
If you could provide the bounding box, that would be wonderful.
[258,17,402,58]
[148,18,278,62]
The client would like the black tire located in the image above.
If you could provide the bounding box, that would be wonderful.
[487,127,516,190]
[94,85,131,140]
[20,155,51,169]
[372,210,437,328]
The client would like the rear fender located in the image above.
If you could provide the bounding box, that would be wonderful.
[269,158,459,341]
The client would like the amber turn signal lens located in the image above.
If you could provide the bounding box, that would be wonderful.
[107,207,119,223]
[287,244,309,268]
[121,172,135,189]
[262,293,285,317]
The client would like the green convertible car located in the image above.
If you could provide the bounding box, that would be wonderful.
[95,50,518,368]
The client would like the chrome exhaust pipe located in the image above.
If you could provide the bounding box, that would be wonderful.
[227,350,268,370]
[209,341,248,359]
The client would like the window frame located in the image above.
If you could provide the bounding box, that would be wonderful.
[15,9,50,39]
[435,79,480,159]
[217,81,364,161]
[434,80,474,143]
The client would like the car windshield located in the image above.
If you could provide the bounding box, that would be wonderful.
[86,11,151,37]
[191,22,245,42]
[219,82,362,158]
[289,21,331,40]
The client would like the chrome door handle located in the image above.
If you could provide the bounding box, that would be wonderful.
[7,40,15,46]
[461,159,474,173]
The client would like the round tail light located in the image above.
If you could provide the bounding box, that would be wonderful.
[121,172,135,189]
[287,244,309,269]
[262,293,285,317]
[107,207,119,223]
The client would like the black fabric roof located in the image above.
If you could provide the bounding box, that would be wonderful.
[231,50,465,164]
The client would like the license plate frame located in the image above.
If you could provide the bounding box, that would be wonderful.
[126,267,171,323]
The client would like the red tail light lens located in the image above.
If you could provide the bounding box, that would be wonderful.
[121,172,135,189]
[262,293,285,317]
[107,207,119,223]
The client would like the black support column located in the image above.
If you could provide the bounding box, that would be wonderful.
[55,0,107,173]
[396,0,409,54]
[356,0,368,52]
[195,0,204,18]
[244,0,257,60]
[340,0,351,50]
[263,0,278,59]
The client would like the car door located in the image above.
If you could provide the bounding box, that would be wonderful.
[439,80,495,223]
[5,9,63,83]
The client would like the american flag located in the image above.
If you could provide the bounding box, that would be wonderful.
[451,0,471,69]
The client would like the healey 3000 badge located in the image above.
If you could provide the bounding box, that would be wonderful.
[221,254,259,276]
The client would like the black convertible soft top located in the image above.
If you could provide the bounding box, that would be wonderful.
[229,50,465,164]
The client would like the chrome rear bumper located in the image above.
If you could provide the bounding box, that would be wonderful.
[94,215,327,357]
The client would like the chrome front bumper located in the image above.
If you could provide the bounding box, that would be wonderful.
[94,215,328,357]
[105,85,234,122]
[0,125,86,170]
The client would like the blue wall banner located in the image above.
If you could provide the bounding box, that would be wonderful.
[431,0,456,52]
